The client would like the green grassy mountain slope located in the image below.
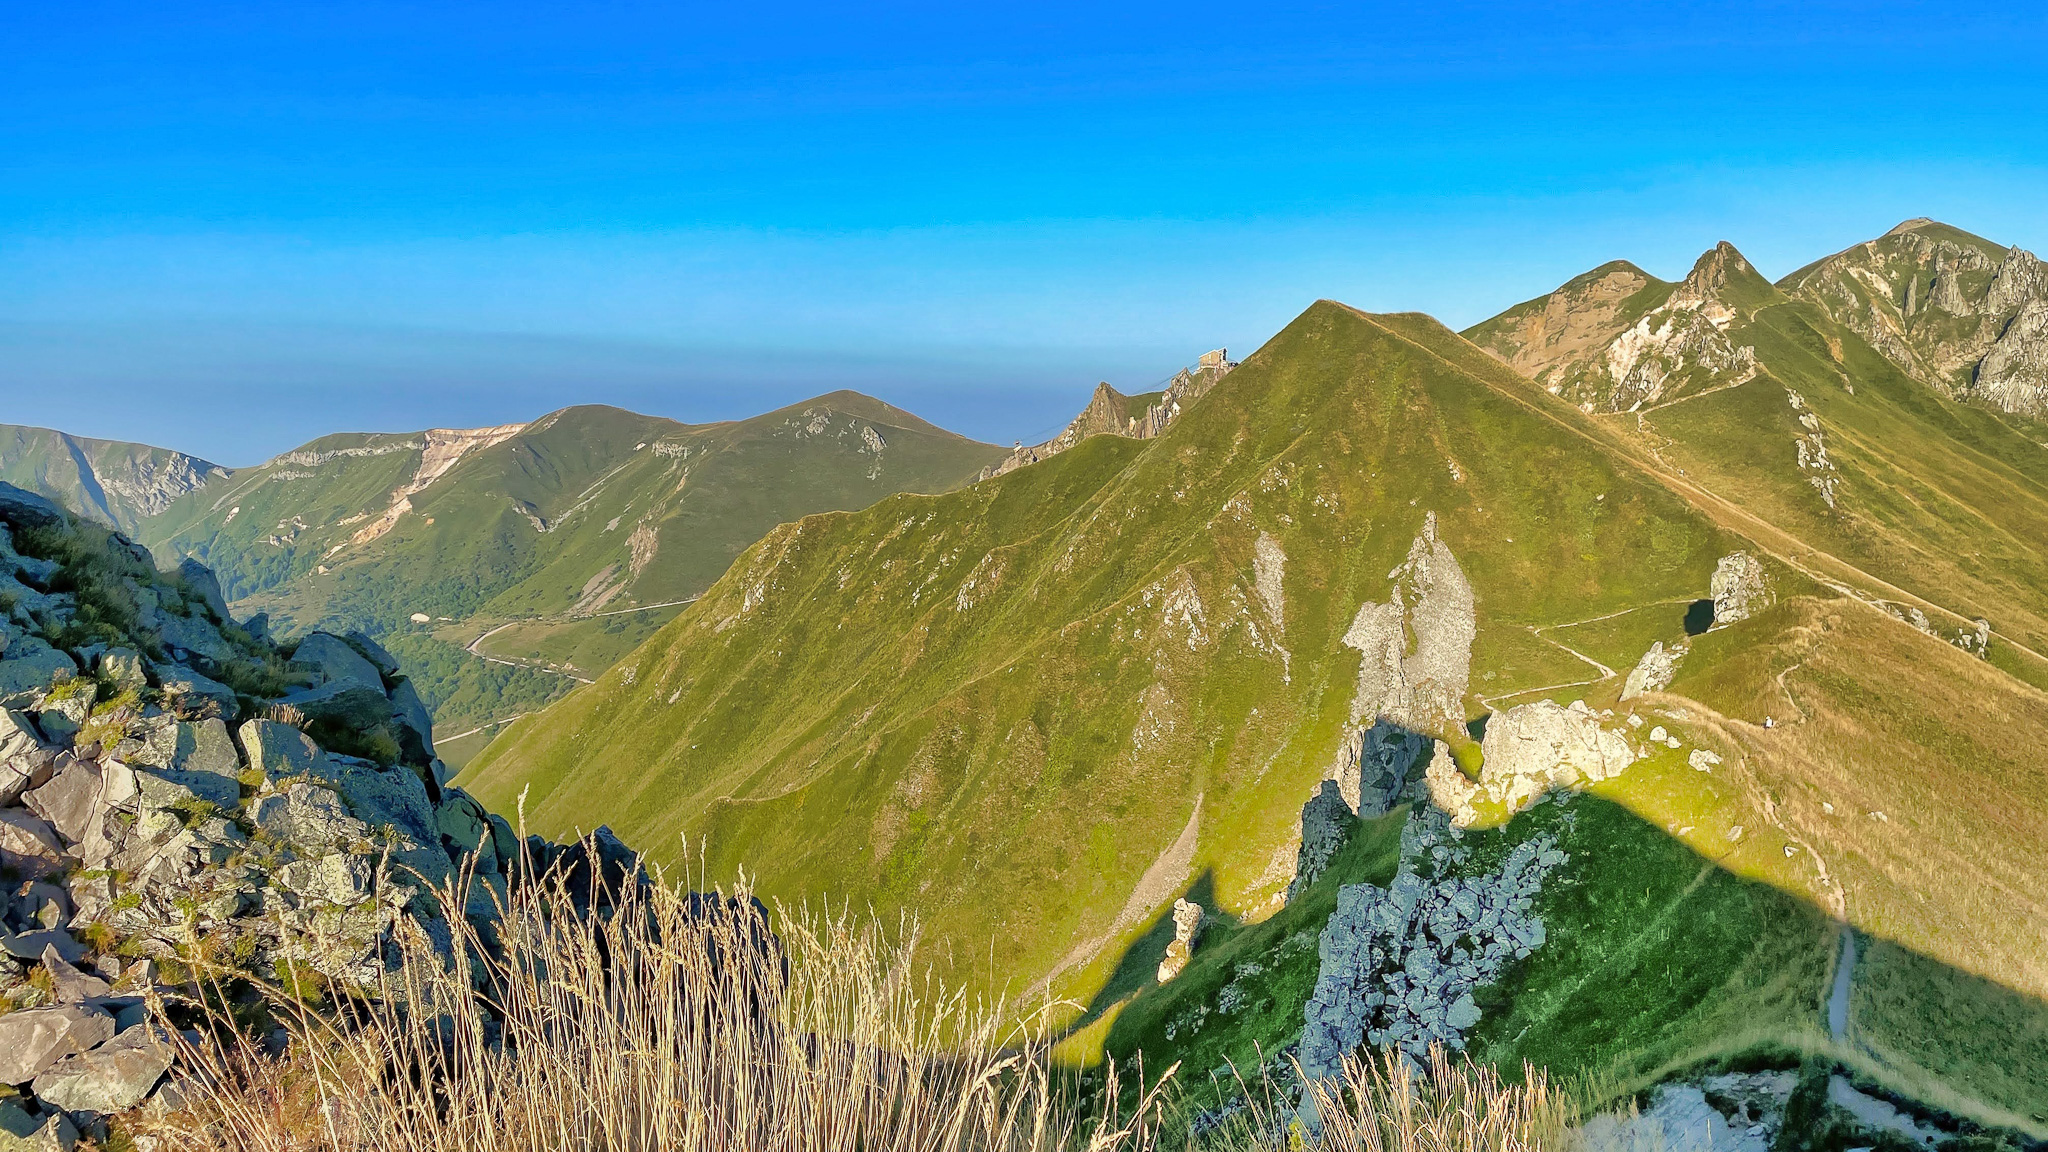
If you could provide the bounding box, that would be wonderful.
[140,395,1004,737]
[461,300,1741,986]
[1462,231,2048,691]
[465,282,2048,1130]
[0,423,228,534]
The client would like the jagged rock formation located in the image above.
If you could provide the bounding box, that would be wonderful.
[1465,244,1765,413]
[977,350,1237,480]
[0,482,572,1138]
[1782,219,2048,416]
[1297,808,1563,1093]
[0,426,227,537]
[1711,552,1773,626]
[1425,700,1635,827]
[1286,781,1358,903]
[1156,898,1205,983]
[1621,640,1685,700]
[1340,513,1475,738]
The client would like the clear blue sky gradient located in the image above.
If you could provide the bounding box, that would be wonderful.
[5,1,2046,465]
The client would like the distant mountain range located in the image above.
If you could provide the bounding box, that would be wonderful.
[458,220,2048,1135]
[0,391,1008,748]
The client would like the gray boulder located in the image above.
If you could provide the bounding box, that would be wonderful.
[252,782,364,851]
[175,557,229,621]
[151,663,238,719]
[275,679,393,733]
[28,685,91,749]
[31,1023,174,1116]
[388,678,434,760]
[153,610,238,665]
[94,649,148,695]
[38,947,109,1005]
[0,712,53,805]
[345,631,401,678]
[291,633,384,691]
[0,931,84,964]
[23,760,113,847]
[239,718,325,781]
[0,811,68,881]
[0,640,77,710]
[276,853,376,906]
[0,1004,113,1083]
[0,1098,78,1151]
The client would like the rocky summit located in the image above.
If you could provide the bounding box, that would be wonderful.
[0,481,616,1143]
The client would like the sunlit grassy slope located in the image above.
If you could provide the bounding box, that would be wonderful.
[463,300,1740,994]
[467,282,2048,1132]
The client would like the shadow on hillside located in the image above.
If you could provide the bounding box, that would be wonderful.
[1064,870,1242,1035]
[1069,790,2048,1135]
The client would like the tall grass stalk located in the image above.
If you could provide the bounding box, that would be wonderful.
[1200,1047,1572,1152]
[150,848,1174,1152]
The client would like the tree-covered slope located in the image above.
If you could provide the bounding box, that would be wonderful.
[0,423,227,535]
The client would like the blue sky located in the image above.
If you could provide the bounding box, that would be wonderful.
[4,1,2046,465]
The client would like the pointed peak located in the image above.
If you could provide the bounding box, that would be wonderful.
[1679,241,1778,310]
[1886,217,1938,236]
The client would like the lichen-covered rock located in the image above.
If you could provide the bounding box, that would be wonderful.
[239,718,324,782]
[1298,809,1564,1101]
[0,640,77,710]
[150,663,238,719]
[1711,552,1772,626]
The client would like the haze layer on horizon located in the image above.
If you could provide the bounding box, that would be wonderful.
[5,0,2046,466]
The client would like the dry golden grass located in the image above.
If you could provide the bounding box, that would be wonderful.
[137,841,1571,1151]
[1201,1048,1572,1152]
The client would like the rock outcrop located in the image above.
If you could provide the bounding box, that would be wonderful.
[0,483,559,1137]
[1711,552,1772,626]
[1341,514,1475,739]
[1156,898,1205,983]
[1425,700,1635,827]
[1621,640,1685,700]
[1297,808,1563,1101]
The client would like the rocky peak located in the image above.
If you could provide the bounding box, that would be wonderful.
[1779,220,2048,416]
[978,349,1238,481]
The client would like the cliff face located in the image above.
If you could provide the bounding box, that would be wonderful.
[1463,243,1772,414]
[977,349,1238,480]
[1780,219,2048,417]
[0,426,227,536]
